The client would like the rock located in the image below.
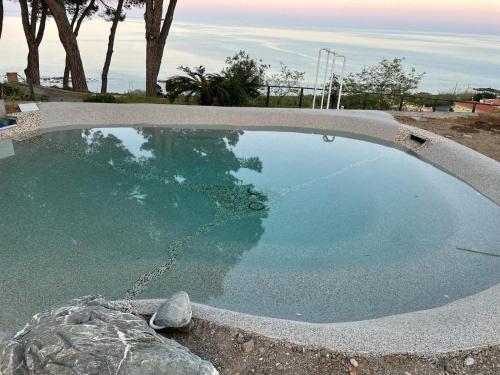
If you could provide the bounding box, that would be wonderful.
[0,296,218,375]
[235,333,245,344]
[151,291,192,329]
[0,100,6,118]
[241,339,255,353]
[0,338,27,374]
[349,358,359,368]
[464,356,475,366]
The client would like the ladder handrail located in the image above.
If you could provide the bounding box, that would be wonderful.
[312,49,347,110]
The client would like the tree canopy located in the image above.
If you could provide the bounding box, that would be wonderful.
[345,58,425,95]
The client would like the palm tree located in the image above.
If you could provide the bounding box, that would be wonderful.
[164,52,268,107]
[165,66,222,106]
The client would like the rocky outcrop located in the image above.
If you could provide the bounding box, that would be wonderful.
[0,296,218,375]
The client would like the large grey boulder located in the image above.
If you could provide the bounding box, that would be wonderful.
[0,296,218,375]
[150,291,192,329]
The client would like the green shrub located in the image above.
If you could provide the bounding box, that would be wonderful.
[84,93,118,103]
[164,51,269,106]
[0,82,24,99]
[473,92,496,102]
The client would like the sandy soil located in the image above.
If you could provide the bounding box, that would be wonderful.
[160,318,500,375]
[395,113,500,162]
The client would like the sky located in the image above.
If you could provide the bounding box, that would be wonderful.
[4,0,500,34]
[173,0,499,33]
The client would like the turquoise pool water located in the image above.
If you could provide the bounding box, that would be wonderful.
[0,127,499,330]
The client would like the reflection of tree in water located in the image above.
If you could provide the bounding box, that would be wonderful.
[25,127,268,302]
[121,128,269,299]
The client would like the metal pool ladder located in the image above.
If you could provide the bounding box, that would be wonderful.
[312,48,347,110]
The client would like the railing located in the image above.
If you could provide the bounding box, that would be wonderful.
[312,49,346,110]
[3,73,27,84]
[256,85,500,113]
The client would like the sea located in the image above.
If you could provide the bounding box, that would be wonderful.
[1,16,499,94]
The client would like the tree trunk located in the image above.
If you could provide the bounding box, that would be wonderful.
[36,4,47,45]
[0,0,4,39]
[44,0,88,91]
[144,0,177,96]
[145,40,162,96]
[63,4,80,89]
[25,45,41,85]
[101,0,124,93]
[63,57,71,88]
[19,0,40,85]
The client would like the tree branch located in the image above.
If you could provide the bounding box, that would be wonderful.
[70,3,81,30]
[159,0,177,45]
[74,0,96,37]
[30,0,38,35]
[36,3,48,46]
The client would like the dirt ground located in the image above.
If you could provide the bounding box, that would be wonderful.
[395,113,500,162]
[160,318,500,375]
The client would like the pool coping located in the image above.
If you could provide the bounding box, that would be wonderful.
[13,103,500,354]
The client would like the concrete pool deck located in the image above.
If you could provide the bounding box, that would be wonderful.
[3,102,500,355]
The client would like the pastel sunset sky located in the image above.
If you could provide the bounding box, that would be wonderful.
[4,0,500,33]
[176,0,499,33]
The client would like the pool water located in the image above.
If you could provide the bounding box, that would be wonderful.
[0,127,499,331]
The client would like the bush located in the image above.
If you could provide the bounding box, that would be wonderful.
[84,93,118,103]
[164,51,269,106]
[473,92,496,102]
[0,82,24,99]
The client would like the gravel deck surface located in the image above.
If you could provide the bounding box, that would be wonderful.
[0,111,41,141]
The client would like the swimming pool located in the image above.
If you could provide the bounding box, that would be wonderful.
[0,126,499,331]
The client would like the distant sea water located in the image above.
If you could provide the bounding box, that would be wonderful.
[1,16,499,94]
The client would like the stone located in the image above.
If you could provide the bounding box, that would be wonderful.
[0,296,218,375]
[151,291,192,329]
[349,358,359,368]
[241,339,255,353]
[464,356,475,366]
[236,333,245,344]
[0,100,6,118]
